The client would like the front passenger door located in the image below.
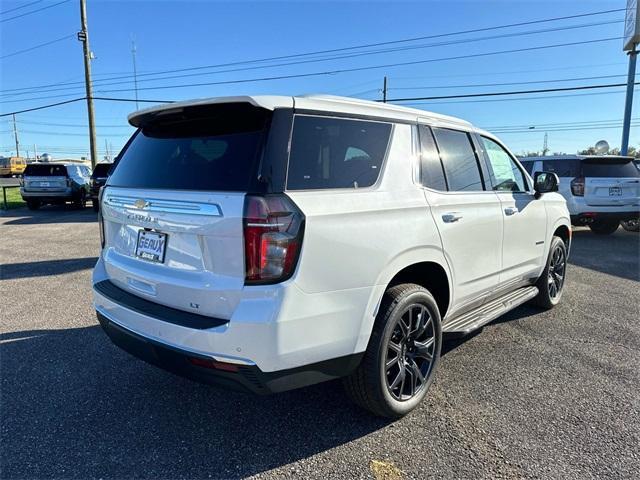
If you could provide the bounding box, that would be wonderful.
[478,135,548,285]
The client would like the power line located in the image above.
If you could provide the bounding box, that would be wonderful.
[0,10,625,95]
[0,77,634,118]
[388,74,631,91]
[70,37,625,97]
[13,119,128,128]
[483,118,640,129]
[493,124,640,134]
[0,98,86,117]
[0,0,71,22]
[73,18,623,90]
[385,82,640,102]
[0,0,43,16]
[0,33,75,59]
[411,89,634,106]
[16,129,131,137]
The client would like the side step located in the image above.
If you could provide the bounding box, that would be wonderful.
[442,286,539,334]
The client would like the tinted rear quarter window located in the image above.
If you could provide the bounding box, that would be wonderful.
[432,128,484,191]
[286,115,392,190]
[108,104,270,191]
[542,159,582,177]
[24,164,68,176]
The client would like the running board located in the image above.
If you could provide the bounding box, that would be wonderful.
[442,286,539,334]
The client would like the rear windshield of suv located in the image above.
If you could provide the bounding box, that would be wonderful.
[92,163,112,177]
[24,164,68,176]
[582,159,640,178]
[108,104,270,191]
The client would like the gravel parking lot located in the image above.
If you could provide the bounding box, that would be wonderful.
[1,206,639,479]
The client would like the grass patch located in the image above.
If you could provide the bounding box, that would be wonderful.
[0,187,25,210]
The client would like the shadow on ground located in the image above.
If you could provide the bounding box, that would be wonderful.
[0,326,389,479]
[568,228,639,282]
[0,257,99,280]
[0,300,541,479]
[1,205,97,225]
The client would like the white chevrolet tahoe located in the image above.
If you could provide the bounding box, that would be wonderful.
[93,95,571,417]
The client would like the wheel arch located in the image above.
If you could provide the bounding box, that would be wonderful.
[385,262,451,320]
[354,248,452,354]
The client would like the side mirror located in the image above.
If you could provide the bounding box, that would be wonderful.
[533,171,559,197]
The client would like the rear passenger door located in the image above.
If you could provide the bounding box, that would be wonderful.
[478,136,547,284]
[418,125,503,315]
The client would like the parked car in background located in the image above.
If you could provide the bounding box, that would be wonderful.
[89,162,113,212]
[520,155,640,235]
[0,156,27,177]
[93,95,571,418]
[20,163,92,210]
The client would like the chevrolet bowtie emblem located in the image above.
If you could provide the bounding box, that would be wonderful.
[134,199,149,209]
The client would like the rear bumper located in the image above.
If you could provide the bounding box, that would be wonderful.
[20,188,73,200]
[97,310,362,394]
[571,211,640,225]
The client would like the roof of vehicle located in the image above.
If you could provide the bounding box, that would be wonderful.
[518,155,635,162]
[25,162,78,167]
[128,94,473,129]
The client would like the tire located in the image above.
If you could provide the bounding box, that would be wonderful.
[343,283,442,418]
[74,190,87,209]
[621,219,639,232]
[531,236,568,309]
[26,199,41,210]
[92,200,99,212]
[589,219,619,235]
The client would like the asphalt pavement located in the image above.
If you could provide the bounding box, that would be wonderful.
[1,205,639,479]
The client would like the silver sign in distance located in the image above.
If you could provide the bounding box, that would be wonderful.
[624,0,640,51]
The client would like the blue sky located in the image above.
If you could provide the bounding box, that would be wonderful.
[1,0,637,159]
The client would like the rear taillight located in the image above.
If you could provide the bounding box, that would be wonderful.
[243,195,305,284]
[98,187,105,248]
[570,177,584,196]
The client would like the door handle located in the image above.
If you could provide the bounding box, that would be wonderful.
[442,212,463,223]
[504,207,519,216]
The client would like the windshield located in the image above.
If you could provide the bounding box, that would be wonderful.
[24,164,68,176]
[108,103,271,191]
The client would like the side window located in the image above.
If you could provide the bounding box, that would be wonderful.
[481,137,527,192]
[287,115,392,190]
[418,125,447,190]
[543,159,581,177]
[432,128,484,191]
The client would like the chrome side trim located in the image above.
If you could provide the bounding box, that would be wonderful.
[94,304,255,366]
[104,195,222,216]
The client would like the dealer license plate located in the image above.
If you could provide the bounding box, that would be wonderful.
[135,230,167,263]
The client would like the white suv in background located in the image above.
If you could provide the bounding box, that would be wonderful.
[93,95,571,417]
[520,155,640,235]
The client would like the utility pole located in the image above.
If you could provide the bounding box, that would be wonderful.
[382,76,388,103]
[33,144,37,161]
[131,37,139,110]
[12,114,20,157]
[78,0,98,168]
[621,45,637,155]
